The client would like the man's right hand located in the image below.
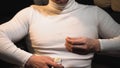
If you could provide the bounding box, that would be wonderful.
[25,55,64,68]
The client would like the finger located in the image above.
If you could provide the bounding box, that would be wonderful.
[46,59,59,67]
[65,42,72,52]
[72,45,95,53]
[38,56,55,67]
[72,45,87,50]
[66,37,85,45]
[66,36,83,41]
[47,62,63,68]
[44,56,54,62]
[42,65,49,68]
[46,58,64,68]
[72,45,90,54]
[66,36,79,40]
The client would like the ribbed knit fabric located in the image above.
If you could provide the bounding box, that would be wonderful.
[0,0,120,68]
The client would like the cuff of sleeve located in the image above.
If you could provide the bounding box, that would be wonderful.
[99,39,111,51]
[13,48,33,67]
[21,52,33,67]
[99,39,120,51]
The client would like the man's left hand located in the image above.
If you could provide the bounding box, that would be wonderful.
[65,37,100,55]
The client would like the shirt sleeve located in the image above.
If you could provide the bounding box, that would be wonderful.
[0,7,33,67]
[96,6,120,51]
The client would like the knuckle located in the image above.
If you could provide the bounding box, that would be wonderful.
[84,45,88,50]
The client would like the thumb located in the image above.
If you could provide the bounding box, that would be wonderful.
[66,37,85,45]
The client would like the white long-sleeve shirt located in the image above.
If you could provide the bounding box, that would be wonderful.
[0,0,120,68]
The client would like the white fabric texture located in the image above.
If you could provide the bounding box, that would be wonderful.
[0,0,120,67]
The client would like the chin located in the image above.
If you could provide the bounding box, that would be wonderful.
[52,0,68,5]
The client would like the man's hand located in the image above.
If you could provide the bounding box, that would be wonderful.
[25,55,64,68]
[65,37,100,55]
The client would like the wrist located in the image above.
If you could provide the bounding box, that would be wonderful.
[24,54,34,68]
[94,39,101,52]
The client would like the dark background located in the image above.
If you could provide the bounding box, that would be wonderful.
[0,0,119,23]
[0,0,120,68]
[0,0,33,23]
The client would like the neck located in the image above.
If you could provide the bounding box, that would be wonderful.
[41,0,68,15]
[47,0,67,11]
[32,0,74,16]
